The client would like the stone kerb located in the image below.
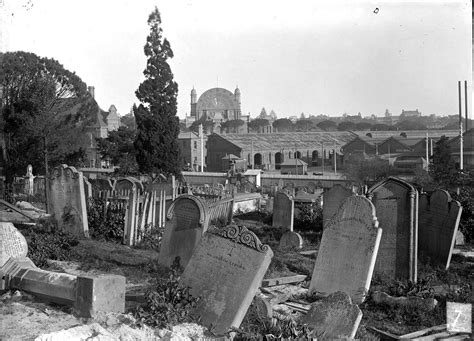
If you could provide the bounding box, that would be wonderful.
[309,196,381,304]
[158,194,209,269]
[367,176,418,282]
[272,191,294,231]
[322,184,353,229]
[418,190,462,269]
[179,224,273,335]
[47,164,89,237]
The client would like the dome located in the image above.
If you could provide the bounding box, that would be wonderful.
[196,87,240,112]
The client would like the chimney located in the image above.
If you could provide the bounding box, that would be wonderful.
[88,86,95,99]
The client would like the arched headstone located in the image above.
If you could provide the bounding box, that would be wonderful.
[322,185,353,229]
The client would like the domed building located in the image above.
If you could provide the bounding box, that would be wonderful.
[190,87,242,121]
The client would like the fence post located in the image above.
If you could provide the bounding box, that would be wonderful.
[124,188,137,246]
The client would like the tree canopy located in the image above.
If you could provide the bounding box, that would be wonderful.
[0,51,92,180]
[97,126,138,175]
[248,118,270,133]
[133,7,181,178]
[272,118,293,132]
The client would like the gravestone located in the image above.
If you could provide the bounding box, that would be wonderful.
[83,178,92,198]
[322,185,352,229]
[47,164,89,237]
[114,177,143,192]
[300,291,362,339]
[158,195,209,269]
[279,231,303,250]
[309,196,381,304]
[179,225,273,335]
[0,222,28,267]
[418,190,462,269]
[367,177,418,281]
[272,192,294,231]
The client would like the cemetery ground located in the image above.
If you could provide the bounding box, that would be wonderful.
[1,210,472,340]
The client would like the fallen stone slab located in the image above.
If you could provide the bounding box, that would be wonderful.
[34,323,114,341]
[261,274,307,287]
[372,291,438,311]
[260,284,308,305]
[0,222,29,267]
[1,257,126,317]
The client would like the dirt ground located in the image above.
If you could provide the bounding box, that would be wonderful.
[1,217,473,340]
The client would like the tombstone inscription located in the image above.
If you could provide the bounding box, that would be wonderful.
[0,222,28,267]
[179,224,273,335]
[47,164,89,237]
[309,196,381,304]
[158,195,209,269]
[367,177,418,281]
[418,190,462,269]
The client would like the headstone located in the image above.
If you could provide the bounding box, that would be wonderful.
[83,178,92,198]
[456,230,465,246]
[309,196,381,304]
[0,223,28,267]
[114,177,143,192]
[279,231,303,250]
[47,164,89,237]
[89,178,113,192]
[179,225,273,335]
[26,164,34,195]
[272,192,294,231]
[366,177,418,281]
[158,195,209,269]
[300,291,362,339]
[418,190,462,269]
[322,185,352,229]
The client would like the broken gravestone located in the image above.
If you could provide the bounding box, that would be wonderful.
[158,195,209,269]
[272,191,294,230]
[366,176,418,281]
[322,185,352,229]
[179,224,273,335]
[47,164,89,237]
[0,222,28,267]
[418,190,462,269]
[309,196,381,304]
[300,291,362,339]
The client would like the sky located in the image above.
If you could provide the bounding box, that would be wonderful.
[1,0,472,120]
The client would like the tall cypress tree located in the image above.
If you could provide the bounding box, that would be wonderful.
[134,7,181,178]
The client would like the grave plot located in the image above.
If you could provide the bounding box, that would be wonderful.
[179,224,273,335]
[366,177,418,282]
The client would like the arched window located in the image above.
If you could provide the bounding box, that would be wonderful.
[254,153,262,166]
[312,150,319,160]
[294,151,301,159]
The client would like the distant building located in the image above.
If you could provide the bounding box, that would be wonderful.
[177,131,207,171]
[448,128,474,170]
[400,109,422,118]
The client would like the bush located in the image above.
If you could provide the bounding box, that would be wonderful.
[23,219,79,268]
[294,201,322,232]
[87,197,124,242]
[133,260,200,329]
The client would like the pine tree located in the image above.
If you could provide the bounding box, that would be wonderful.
[134,7,181,178]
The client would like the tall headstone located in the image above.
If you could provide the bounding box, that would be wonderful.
[418,190,462,269]
[0,223,28,267]
[309,196,382,304]
[367,177,418,281]
[179,225,273,335]
[47,164,89,237]
[272,192,294,231]
[322,185,352,229]
[158,195,209,269]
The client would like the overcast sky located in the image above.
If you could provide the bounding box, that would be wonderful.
[1,0,471,119]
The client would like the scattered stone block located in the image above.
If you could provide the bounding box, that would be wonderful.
[372,291,437,311]
[367,176,418,281]
[0,222,28,267]
[419,190,462,269]
[47,164,89,237]
[456,231,465,246]
[272,192,294,230]
[322,184,352,229]
[159,195,210,269]
[309,196,382,304]
[179,224,273,335]
[279,231,303,250]
[300,291,362,339]
[261,274,307,287]
[75,274,126,318]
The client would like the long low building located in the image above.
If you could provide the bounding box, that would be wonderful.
[206,132,357,171]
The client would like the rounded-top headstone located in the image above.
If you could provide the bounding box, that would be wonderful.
[0,222,28,267]
[279,231,303,250]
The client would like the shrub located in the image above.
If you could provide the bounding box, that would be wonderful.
[133,260,200,329]
[294,201,322,232]
[87,197,124,242]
